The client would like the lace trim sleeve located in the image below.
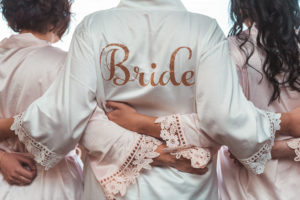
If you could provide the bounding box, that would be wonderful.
[10,113,64,170]
[287,138,300,162]
[155,114,211,169]
[239,112,281,174]
[99,135,162,200]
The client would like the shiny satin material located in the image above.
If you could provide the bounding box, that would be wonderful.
[84,158,219,200]
[0,34,83,200]
[18,0,277,199]
[217,28,300,200]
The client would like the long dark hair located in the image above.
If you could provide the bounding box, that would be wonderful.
[229,0,300,103]
[1,0,73,38]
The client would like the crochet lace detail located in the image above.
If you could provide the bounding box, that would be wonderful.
[99,135,162,200]
[239,112,281,174]
[11,113,63,170]
[156,114,211,168]
[287,138,300,162]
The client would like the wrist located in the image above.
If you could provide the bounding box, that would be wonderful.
[134,114,148,133]
[278,112,291,135]
[0,118,14,136]
[153,144,176,166]
[272,140,295,160]
[0,151,6,170]
[136,115,158,135]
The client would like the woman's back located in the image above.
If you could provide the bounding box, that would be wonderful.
[0,34,65,117]
[217,29,300,200]
[0,33,83,200]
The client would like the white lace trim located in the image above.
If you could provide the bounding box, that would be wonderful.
[287,138,300,162]
[99,135,162,200]
[172,147,211,169]
[240,112,281,174]
[10,113,63,170]
[156,114,211,169]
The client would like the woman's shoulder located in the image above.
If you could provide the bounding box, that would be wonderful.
[227,36,247,67]
[34,45,67,64]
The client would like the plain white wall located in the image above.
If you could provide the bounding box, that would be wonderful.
[0,0,230,50]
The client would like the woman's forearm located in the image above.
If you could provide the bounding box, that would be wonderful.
[278,110,300,137]
[0,118,14,141]
[135,115,161,139]
[271,140,296,160]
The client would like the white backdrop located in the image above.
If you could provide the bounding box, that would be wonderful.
[0,0,230,50]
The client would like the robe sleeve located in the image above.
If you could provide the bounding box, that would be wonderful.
[81,107,161,200]
[194,20,281,174]
[10,21,161,193]
[155,114,215,169]
[10,25,99,169]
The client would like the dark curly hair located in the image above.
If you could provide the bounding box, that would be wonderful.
[0,0,72,38]
[229,0,300,103]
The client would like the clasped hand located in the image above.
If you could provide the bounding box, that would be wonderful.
[0,152,37,186]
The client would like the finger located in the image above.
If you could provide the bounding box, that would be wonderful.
[9,176,24,186]
[197,167,209,175]
[176,166,208,175]
[16,166,37,180]
[16,156,37,171]
[14,174,33,185]
[106,101,128,110]
[106,111,116,120]
[184,167,208,175]
[17,153,35,160]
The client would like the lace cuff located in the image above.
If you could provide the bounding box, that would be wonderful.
[156,114,211,169]
[239,112,281,174]
[99,135,162,200]
[10,113,63,170]
[287,139,300,162]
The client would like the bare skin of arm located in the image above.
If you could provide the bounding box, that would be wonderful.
[106,102,299,160]
[106,102,160,138]
[0,118,14,141]
[271,139,296,160]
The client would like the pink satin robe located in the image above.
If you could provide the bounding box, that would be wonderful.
[217,28,300,200]
[0,34,83,200]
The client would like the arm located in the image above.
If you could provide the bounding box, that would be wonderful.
[7,21,99,169]
[106,101,300,163]
[81,106,207,200]
[194,20,300,174]
[229,40,299,162]
[106,102,215,169]
[0,118,14,141]
[272,139,297,160]
[106,102,216,148]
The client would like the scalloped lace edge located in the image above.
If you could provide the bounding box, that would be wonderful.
[10,113,63,170]
[287,138,300,162]
[156,114,211,169]
[99,135,162,200]
[240,112,281,174]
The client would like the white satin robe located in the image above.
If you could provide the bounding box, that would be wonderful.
[10,0,281,199]
[0,34,83,200]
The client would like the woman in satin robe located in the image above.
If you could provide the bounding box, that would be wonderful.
[218,0,300,199]
[106,0,300,199]
[0,0,83,199]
